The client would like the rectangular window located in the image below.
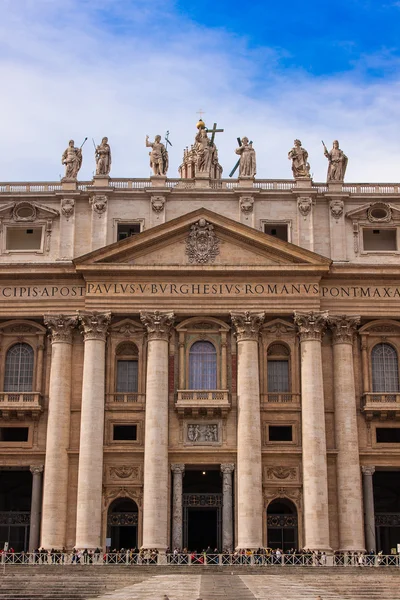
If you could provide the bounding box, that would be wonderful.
[363,228,397,251]
[116,360,138,393]
[264,224,288,242]
[267,360,289,392]
[376,428,400,443]
[268,425,292,442]
[113,425,137,441]
[117,223,141,241]
[6,227,43,251]
[0,427,29,442]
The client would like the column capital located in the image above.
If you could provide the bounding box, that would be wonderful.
[294,310,328,342]
[329,315,360,345]
[79,311,111,342]
[140,311,174,341]
[30,464,44,475]
[171,463,185,474]
[44,314,78,344]
[362,465,375,476]
[220,463,235,474]
[230,311,265,342]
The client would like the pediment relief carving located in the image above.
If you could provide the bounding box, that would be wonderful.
[359,319,400,335]
[0,201,59,222]
[346,202,400,223]
[110,318,144,337]
[103,486,143,510]
[262,318,295,337]
[0,319,46,335]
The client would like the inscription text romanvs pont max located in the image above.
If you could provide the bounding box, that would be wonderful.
[2,282,400,299]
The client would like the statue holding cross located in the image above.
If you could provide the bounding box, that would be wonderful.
[193,119,223,178]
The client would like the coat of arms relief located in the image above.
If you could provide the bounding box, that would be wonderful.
[185,218,220,264]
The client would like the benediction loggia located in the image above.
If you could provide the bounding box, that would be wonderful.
[1,120,400,555]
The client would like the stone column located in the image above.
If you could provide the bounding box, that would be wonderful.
[362,466,376,551]
[221,463,235,551]
[75,312,111,549]
[171,464,185,550]
[29,465,44,551]
[329,315,365,551]
[231,311,264,550]
[41,315,77,549]
[140,311,174,550]
[294,311,331,551]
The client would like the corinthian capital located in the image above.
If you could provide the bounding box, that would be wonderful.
[231,311,265,342]
[79,311,111,342]
[140,311,174,341]
[294,311,328,342]
[220,463,235,475]
[361,465,375,476]
[30,464,44,475]
[44,314,78,344]
[329,315,360,345]
[171,463,185,475]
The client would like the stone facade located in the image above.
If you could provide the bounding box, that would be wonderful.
[1,171,400,553]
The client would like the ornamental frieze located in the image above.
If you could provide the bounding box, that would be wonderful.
[266,466,297,481]
[109,466,141,480]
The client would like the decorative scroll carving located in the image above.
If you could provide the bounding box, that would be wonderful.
[267,514,298,527]
[264,486,302,509]
[220,463,235,474]
[151,196,165,213]
[61,198,75,220]
[12,201,37,222]
[329,315,360,344]
[297,197,312,217]
[79,311,111,342]
[44,314,78,344]
[111,319,143,337]
[186,424,218,443]
[367,203,392,223]
[185,219,220,264]
[107,512,138,527]
[231,311,265,342]
[140,311,174,341]
[8,325,35,334]
[368,325,397,334]
[263,319,295,337]
[90,194,108,216]
[361,465,375,476]
[266,467,296,480]
[183,493,222,507]
[294,311,328,342]
[30,464,44,475]
[104,487,142,509]
[109,466,140,480]
[240,196,254,214]
[330,198,344,219]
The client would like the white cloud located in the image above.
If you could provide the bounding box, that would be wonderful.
[0,0,400,182]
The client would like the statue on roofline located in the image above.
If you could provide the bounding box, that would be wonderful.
[62,140,83,179]
[235,137,256,177]
[146,135,169,176]
[95,137,111,176]
[288,139,311,179]
[323,140,348,182]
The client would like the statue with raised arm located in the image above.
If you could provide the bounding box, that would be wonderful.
[235,137,256,177]
[146,135,169,176]
[95,137,111,176]
[323,140,348,182]
[288,139,311,179]
[62,140,83,179]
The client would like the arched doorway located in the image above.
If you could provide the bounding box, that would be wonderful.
[107,498,138,550]
[267,498,298,551]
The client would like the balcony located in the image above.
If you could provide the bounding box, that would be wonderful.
[0,393,43,419]
[106,393,145,411]
[362,393,400,420]
[261,393,301,410]
[175,390,230,417]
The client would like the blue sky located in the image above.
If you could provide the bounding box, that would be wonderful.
[1,0,400,181]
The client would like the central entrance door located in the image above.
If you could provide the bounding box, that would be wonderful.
[107,498,138,550]
[182,468,222,551]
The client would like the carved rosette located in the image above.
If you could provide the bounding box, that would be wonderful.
[240,196,254,214]
[361,465,375,476]
[79,311,111,342]
[151,196,165,213]
[220,463,235,475]
[297,197,312,217]
[30,464,44,475]
[185,219,220,264]
[231,311,265,342]
[90,194,108,217]
[140,311,174,341]
[61,198,75,220]
[171,463,185,475]
[330,198,344,219]
[294,311,328,342]
[44,314,78,344]
[329,315,360,345]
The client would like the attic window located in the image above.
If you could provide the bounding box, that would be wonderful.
[117,223,141,241]
[5,226,43,251]
[264,224,288,242]
[363,228,397,251]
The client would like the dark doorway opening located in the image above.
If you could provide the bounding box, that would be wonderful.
[0,470,32,552]
[267,498,298,552]
[188,509,218,551]
[374,470,400,554]
[107,498,138,550]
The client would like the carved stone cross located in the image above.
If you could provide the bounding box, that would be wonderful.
[206,122,224,145]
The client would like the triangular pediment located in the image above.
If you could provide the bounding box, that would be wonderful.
[74,208,331,274]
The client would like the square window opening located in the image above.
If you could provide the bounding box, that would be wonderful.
[113,425,137,441]
[6,227,42,250]
[363,228,397,251]
[117,223,141,241]
[264,224,288,242]
[268,425,292,442]
[376,428,400,443]
[0,427,29,442]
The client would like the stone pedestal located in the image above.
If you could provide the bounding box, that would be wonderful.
[29,465,44,551]
[61,178,77,191]
[140,311,174,550]
[330,316,365,551]
[231,311,264,549]
[171,464,185,550]
[93,175,110,187]
[41,315,77,549]
[150,175,167,188]
[362,466,376,551]
[75,312,110,549]
[238,177,254,188]
[294,311,331,551]
[221,463,235,551]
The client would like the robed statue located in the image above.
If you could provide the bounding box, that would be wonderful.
[288,139,311,178]
[235,137,256,177]
[62,140,83,179]
[146,135,169,176]
[95,137,111,176]
[195,127,218,175]
[323,140,348,182]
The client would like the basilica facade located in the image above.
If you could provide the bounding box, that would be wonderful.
[1,128,400,555]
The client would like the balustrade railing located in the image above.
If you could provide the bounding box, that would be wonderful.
[362,393,400,406]
[0,392,42,412]
[106,393,145,405]
[262,393,301,405]
[177,390,229,402]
